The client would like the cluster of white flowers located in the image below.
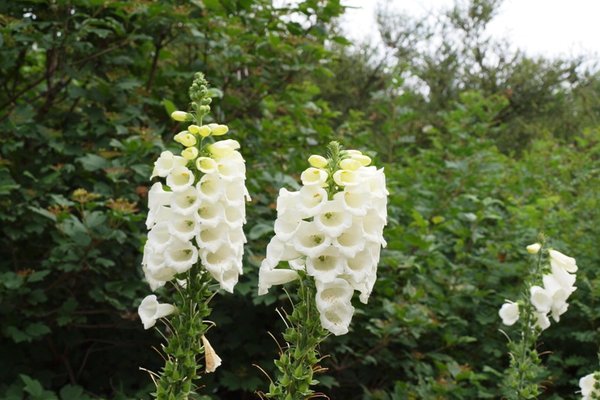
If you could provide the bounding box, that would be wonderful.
[258,148,388,336]
[499,245,577,331]
[138,119,249,329]
[579,372,600,400]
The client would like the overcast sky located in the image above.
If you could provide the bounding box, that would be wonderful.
[341,0,600,59]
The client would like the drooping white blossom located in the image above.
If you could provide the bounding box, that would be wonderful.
[138,295,176,330]
[258,146,388,336]
[499,301,520,326]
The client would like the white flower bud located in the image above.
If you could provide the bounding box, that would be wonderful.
[174,131,197,147]
[196,157,218,173]
[181,146,199,160]
[209,123,229,136]
[301,167,328,186]
[549,249,577,273]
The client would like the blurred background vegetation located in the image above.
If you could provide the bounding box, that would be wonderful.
[1,0,599,399]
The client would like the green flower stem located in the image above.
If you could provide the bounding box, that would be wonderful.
[267,275,329,400]
[155,265,213,400]
[503,242,546,400]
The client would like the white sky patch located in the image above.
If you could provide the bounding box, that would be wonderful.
[341,0,600,60]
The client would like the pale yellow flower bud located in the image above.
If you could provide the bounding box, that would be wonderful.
[339,158,361,171]
[181,146,199,160]
[174,131,197,147]
[188,124,201,134]
[527,243,542,254]
[171,111,192,122]
[209,123,229,136]
[195,156,218,173]
[198,125,212,137]
[308,155,328,168]
[351,154,372,166]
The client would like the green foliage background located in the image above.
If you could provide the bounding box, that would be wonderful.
[0,0,599,399]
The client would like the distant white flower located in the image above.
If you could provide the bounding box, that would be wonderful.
[138,295,176,330]
[498,301,520,326]
[549,249,578,273]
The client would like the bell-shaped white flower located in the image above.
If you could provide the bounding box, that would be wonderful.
[151,151,187,178]
[498,301,520,326]
[148,182,172,210]
[142,265,167,292]
[223,181,246,206]
[164,239,198,273]
[550,300,569,323]
[315,278,355,336]
[306,246,345,283]
[168,213,200,242]
[333,190,369,216]
[534,311,551,331]
[357,211,387,246]
[146,204,174,230]
[333,169,358,187]
[344,246,376,283]
[258,265,299,295]
[292,221,332,258]
[223,205,245,228]
[315,278,354,309]
[297,186,328,218]
[579,373,596,399]
[530,285,552,314]
[171,186,201,215]
[314,199,353,238]
[196,173,223,203]
[265,237,302,265]
[200,246,242,292]
[217,157,246,182]
[196,157,218,174]
[333,227,365,258]
[147,222,172,253]
[549,249,577,273]
[196,225,229,254]
[138,294,176,330]
[273,210,303,242]
[197,202,225,228]
[301,167,328,186]
[276,188,300,216]
[143,244,177,282]
[542,273,573,303]
[166,166,195,192]
[550,262,576,290]
[208,139,240,159]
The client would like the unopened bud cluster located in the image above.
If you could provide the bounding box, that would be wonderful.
[258,143,388,335]
[499,245,577,330]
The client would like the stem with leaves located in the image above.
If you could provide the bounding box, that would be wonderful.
[265,274,329,400]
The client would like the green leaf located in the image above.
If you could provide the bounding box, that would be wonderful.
[25,322,51,338]
[77,154,109,172]
[248,222,273,240]
[20,375,43,397]
[162,98,177,116]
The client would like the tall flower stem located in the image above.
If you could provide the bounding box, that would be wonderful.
[266,274,329,400]
[503,243,546,399]
[155,266,213,399]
